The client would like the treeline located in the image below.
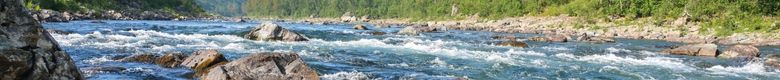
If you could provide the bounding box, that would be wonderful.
[24,0,206,16]
[194,0,245,17]
[242,0,779,36]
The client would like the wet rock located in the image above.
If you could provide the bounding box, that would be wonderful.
[765,54,780,68]
[180,49,230,77]
[576,36,615,43]
[491,35,518,40]
[119,53,160,63]
[244,22,309,41]
[497,41,529,48]
[369,31,386,35]
[0,0,84,79]
[354,24,368,30]
[82,66,127,73]
[718,45,760,59]
[201,52,319,80]
[156,52,188,68]
[662,44,718,57]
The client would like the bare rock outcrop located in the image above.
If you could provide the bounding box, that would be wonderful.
[201,52,319,80]
[180,49,230,77]
[0,0,83,79]
[244,22,308,41]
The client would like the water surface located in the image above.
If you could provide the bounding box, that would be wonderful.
[43,20,780,80]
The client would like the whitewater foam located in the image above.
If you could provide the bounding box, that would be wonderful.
[706,62,779,76]
[573,54,695,71]
[320,71,376,80]
[84,56,115,65]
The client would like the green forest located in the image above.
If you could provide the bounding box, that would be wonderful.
[23,0,206,16]
[20,0,780,36]
[241,0,779,36]
[194,0,245,17]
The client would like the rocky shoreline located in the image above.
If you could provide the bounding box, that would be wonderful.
[25,9,245,23]
[282,14,780,47]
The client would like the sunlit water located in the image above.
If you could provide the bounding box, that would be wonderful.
[42,20,780,80]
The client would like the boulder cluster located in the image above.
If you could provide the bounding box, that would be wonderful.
[29,9,188,22]
[661,44,777,68]
[1,0,83,79]
[119,50,320,80]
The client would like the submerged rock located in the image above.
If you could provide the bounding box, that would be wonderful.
[576,36,615,43]
[354,24,368,30]
[244,22,308,41]
[662,44,718,57]
[765,55,780,68]
[369,31,386,35]
[718,45,760,59]
[497,41,529,48]
[119,53,160,63]
[82,66,127,73]
[0,0,83,79]
[156,52,188,68]
[202,52,319,80]
[180,49,230,77]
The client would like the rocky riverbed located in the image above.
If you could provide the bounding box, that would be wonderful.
[289,13,780,47]
[35,20,780,80]
[4,0,780,79]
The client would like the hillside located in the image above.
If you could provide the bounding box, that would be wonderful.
[24,0,207,17]
[241,0,779,36]
[194,0,245,17]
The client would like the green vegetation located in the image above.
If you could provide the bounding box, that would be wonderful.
[24,0,206,16]
[194,0,245,17]
[241,0,779,36]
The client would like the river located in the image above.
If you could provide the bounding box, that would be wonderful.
[42,20,780,80]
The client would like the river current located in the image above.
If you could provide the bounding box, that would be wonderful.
[42,20,780,80]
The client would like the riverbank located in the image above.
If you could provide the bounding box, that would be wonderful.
[272,16,780,46]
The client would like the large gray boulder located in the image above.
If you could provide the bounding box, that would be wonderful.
[662,44,718,57]
[244,22,308,41]
[202,52,319,80]
[0,0,83,79]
